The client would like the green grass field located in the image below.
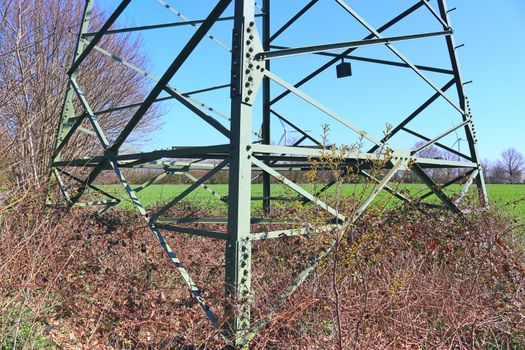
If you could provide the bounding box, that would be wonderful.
[94,183,525,218]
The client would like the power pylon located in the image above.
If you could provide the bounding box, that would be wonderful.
[48,0,487,346]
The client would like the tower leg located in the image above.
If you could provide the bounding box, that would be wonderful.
[261,0,271,214]
[226,0,256,345]
[436,0,488,206]
[46,0,94,205]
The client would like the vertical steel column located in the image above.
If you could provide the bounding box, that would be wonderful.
[226,0,256,343]
[436,0,488,205]
[47,0,94,204]
[56,0,94,145]
[261,0,271,214]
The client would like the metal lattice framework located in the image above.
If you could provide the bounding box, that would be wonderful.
[48,0,488,346]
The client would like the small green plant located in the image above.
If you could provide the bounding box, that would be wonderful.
[0,304,53,350]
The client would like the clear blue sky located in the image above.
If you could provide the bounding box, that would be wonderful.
[98,0,525,162]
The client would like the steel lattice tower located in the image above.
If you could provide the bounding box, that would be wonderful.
[48,0,488,345]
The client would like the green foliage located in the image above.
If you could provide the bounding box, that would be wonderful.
[93,183,525,218]
[0,304,53,350]
[483,336,525,350]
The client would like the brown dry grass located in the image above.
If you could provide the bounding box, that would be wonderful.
[0,187,524,349]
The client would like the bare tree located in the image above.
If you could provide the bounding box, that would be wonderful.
[414,143,443,159]
[480,159,490,179]
[488,162,507,184]
[413,142,448,181]
[500,148,524,184]
[0,0,160,188]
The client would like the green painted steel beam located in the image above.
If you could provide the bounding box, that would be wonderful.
[48,0,489,345]
[335,0,465,115]
[419,168,476,200]
[81,15,262,37]
[436,0,488,205]
[224,0,256,340]
[269,45,455,75]
[183,172,227,203]
[46,0,94,206]
[154,224,227,240]
[269,1,428,106]
[111,160,219,325]
[251,156,346,222]
[68,0,131,75]
[256,30,451,61]
[156,217,303,225]
[74,199,120,207]
[150,160,229,222]
[411,163,461,213]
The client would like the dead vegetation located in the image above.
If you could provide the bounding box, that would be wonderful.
[0,0,160,189]
[0,186,523,349]
[0,1,523,348]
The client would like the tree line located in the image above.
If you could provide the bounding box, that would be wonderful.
[412,143,525,184]
[483,148,524,184]
[0,1,522,189]
[0,0,159,190]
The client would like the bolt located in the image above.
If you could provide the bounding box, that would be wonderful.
[249,21,255,27]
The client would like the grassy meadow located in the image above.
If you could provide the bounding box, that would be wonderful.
[95,183,525,218]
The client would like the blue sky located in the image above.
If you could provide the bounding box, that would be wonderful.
[97,0,525,162]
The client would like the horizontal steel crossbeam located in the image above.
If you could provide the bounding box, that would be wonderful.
[256,30,451,60]
[48,0,488,346]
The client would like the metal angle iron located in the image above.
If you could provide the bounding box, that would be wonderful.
[47,0,488,347]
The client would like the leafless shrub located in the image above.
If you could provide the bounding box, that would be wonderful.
[249,207,525,349]
[0,179,524,349]
[0,0,160,189]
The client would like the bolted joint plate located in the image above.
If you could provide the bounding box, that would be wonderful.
[225,239,253,333]
[231,20,264,106]
[390,148,413,170]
